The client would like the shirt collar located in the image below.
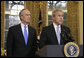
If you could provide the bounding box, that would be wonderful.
[53,22,61,33]
[21,22,28,28]
[53,22,61,28]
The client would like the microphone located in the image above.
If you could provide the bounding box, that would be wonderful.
[60,31,68,41]
[60,29,74,42]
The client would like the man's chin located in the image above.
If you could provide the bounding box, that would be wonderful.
[58,23,63,25]
[26,22,30,24]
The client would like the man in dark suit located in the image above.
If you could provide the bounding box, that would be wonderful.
[39,9,74,49]
[7,9,37,57]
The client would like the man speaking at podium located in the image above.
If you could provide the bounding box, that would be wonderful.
[39,9,74,49]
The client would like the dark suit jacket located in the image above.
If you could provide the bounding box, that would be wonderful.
[7,24,37,57]
[39,24,74,49]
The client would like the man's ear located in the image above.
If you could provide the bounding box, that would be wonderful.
[21,16,23,20]
[52,16,54,20]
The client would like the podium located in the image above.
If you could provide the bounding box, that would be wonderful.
[37,45,83,57]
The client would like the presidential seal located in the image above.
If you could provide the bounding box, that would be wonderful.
[64,42,80,57]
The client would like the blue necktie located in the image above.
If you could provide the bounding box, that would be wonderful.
[24,25,28,45]
[57,26,60,45]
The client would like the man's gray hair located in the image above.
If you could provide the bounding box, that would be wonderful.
[52,9,63,17]
[19,9,28,20]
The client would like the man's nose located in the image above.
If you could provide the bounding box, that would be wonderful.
[28,15,31,17]
[60,16,63,19]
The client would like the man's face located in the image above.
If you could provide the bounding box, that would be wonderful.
[52,11,64,25]
[21,10,31,24]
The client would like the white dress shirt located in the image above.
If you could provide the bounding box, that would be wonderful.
[53,22,61,44]
[53,22,61,35]
[21,22,28,36]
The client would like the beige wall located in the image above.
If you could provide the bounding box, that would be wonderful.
[78,1,83,44]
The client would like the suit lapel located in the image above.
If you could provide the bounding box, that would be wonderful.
[50,24,59,45]
[15,24,32,47]
[26,25,31,47]
[60,25,65,45]
[17,24,26,45]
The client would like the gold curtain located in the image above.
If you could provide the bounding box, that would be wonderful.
[25,1,47,35]
[1,1,5,56]
[67,1,79,44]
